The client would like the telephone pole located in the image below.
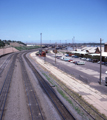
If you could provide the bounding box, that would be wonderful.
[40,33,42,49]
[99,38,102,84]
[72,36,75,50]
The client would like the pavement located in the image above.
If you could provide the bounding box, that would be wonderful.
[30,51,107,117]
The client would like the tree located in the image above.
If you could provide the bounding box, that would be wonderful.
[0,39,5,47]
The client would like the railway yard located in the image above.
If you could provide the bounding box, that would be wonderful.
[0,48,107,120]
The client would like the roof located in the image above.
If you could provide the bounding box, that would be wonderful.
[74,47,97,53]
[71,46,107,56]
[71,51,88,54]
[97,47,104,52]
[89,52,107,57]
[75,49,81,52]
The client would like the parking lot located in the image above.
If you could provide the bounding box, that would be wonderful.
[41,52,107,95]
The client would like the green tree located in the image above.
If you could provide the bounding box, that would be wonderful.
[0,39,5,47]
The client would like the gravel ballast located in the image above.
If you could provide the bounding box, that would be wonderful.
[3,56,30,120]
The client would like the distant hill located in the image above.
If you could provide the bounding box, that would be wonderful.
[0,39,26,47]
[9,42,26,47]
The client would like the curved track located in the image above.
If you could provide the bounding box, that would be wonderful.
[0,54,13,76]
[0,51,44,120]
[0,50,77,120]
[20,52,44,120]
[0,53,17,120]
[24,53,76,120]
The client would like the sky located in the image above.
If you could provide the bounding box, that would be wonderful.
[0,0,107,44]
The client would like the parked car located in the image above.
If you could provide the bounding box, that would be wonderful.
[97,61,105,65]
[64,58,71,61]
[81,58,87,61]
[69,54,74,56]
[63,57,72,61]
[70,60,74,63]
[72,55,79,58]
[72,55,75,57]
[68,59,73,62]
[60,56,64,60]
[76,61,85,65]
[92,59,99,63]
[73,61,79,64]
[65,54,69,57]
[104,62,107,66]
[74,56,79,58]
[86,58,92,62]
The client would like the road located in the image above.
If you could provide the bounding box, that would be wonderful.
[41,52,107,95]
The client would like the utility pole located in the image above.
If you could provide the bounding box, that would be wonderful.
[65,40,67,46]
[99,38,102,84]
[72,36,75,50]
[40,33,42,49]
[20,44,21,51]
[3,46,4,55]
[55,42,57,64]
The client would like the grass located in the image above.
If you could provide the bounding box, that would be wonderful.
[38,63,107,120]
[57,87,86,117]
[15,46,40,51]
[57,87,73,105]
[42,72,87,119]
[48,73,107,120]
[42,72,55,86]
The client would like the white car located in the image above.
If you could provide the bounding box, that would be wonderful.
[81,58,87,61]
[86,58,92,62]
[76,61,85,65]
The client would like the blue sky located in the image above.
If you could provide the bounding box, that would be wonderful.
[0,0,107,44]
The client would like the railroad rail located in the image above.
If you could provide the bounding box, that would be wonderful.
[24,53,76,120]
[0,53,18,120]
[0,54,13,75]
[19,52,44,120]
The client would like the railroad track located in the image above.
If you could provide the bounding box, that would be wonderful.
[0,53,18,120]
[24,53,76,120]
[1,49,96,120]
[0,50,43,120]
[0,54,13,76]
[20,52,44,120]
